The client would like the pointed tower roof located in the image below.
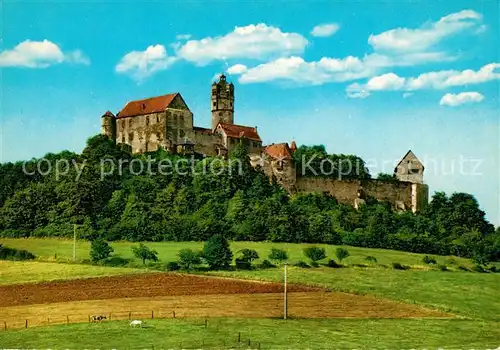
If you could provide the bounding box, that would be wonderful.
[394,150,424,171]
[290,140,297,153]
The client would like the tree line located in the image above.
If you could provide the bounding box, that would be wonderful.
[0,135,498,263]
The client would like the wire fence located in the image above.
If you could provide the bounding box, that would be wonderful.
[1,311,265,349]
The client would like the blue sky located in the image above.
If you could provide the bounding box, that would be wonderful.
[1,0,499,225]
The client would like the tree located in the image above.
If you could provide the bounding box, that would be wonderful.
[268,248,288,264]
[90,239,113,262]
[132,243,158,265]
[178,248,202,270]
[377,173,396,181]
[335,247,350,262]
[202,235,233,270]
[237,249,259,263]
[303,246,327,265]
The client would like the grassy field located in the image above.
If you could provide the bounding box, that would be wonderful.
[0,260,141,285]
[0,318,499,349]
[0,237,486,270]
[1,238,499,348]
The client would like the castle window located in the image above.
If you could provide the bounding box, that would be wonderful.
[121,136,125,143]
[219,112,223,116]
[129,133,134,141]
[145,116,149,126]
[213,102,216,107]
[156,115,160,123]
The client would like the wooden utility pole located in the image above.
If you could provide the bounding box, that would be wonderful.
[73,224,77,261]
[283,263,288,320]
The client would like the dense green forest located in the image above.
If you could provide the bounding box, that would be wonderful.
[1,135,498,263]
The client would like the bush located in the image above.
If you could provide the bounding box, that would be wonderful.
[365,256,377,263]
[489,266,498,273]
[422,255,437,265]
[235,258,252,270]
[303,246,327,264]
[103,256,130,267]
[458,265,470,272]
[165,261,180,271]
[258,259,276,269]
[392,262,409,270]
[294,260,310,268]
[268,248,288,264]
[335,247,350,262]
[178,249,202,270]
[473,264,487,273]
[202,235,233,270]
[132,243,158,265]
[90,239,113,262]
[0,244,35,261]
[438,264,448,271]
[327,259,342,268]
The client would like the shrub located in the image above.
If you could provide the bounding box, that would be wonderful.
[327,259,342,268]
[268,248,288,264]
[392,262,409,270]
[202,235,233,270]
[0,244,35,261]
[365,256,377,263]
[422,255,437,265]
[90,239,113,262]
[445,258,457,265]
[438,264,448,271]
[237,249,259,264]
[258,259,276,269]
[473,265,487,273]
[489,266,498,273]
[294,260,310,268]
[458,265,470,272]
[103,256,130,267]
[132,243,159,265]
[335,247,350,262]
[178,249,202,270]
[303,246,327,264]
[165,261,180,271]
[235,258,252,270]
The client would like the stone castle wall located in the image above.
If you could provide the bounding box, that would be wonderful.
[294,177,428,212]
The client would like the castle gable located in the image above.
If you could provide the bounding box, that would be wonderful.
[216,123,261,141]
[118,93,189,118]
[264,143,293,160]
[394,150,424,184]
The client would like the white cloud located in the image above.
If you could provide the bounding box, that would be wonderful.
[115,45,178,82]
[227,64,248,75]
[176,23,308,65]
[439,92,484,106]
[365,73,405,91]
[368,9,482,53]
[346,62,500,97]
[311,23,340,37]
[175,34,192,40]
[0,39,90,68]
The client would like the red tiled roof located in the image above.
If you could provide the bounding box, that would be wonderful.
[118,93,178,118]
[218,123,261,142]
[264,143,293,160]
[290,140,297,152]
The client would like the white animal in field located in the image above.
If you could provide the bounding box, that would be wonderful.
[130,320,143,328]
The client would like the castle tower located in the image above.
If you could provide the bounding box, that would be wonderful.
[101,110,116,142]
[393,150,424,183]
[211,73,234,130]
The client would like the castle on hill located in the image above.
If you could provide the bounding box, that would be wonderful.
[100,74,429,212]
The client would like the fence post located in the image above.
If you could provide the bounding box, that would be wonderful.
[109,313,111,321]
[4,321,6,330]
[238,332,241,342]
[88,315,91,323]
[204,319,207,328]
[151,311,154,319]
[47,317,50,325]
[129,312,132,320]
[258,342,261,349]
[25,320,28,328]
[248,339,251,346]
[173,311,175,318]
[67,316,69,324]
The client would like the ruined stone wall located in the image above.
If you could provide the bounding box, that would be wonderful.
[294,177,428,212]
[260,157,296,192]
[192,129,222,157]
[116,112,167,153]
[116,108,193,154]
